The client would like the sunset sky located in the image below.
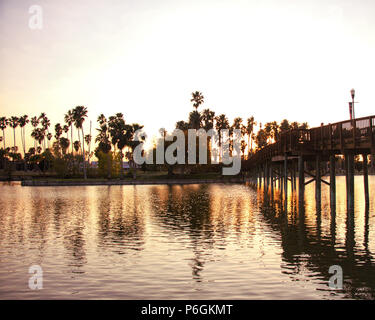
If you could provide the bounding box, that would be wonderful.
[1,0,375,148]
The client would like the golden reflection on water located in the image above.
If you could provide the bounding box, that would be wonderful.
[0,178,374,299]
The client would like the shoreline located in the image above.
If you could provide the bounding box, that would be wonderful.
[21,177,249,187]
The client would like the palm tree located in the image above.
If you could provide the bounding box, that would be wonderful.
[40,114,51,149]
[59,137,70,155]
[73,140,81,153]
[64,110,74,155]
[84,133,92,164]
[96,114,112,179]
[55,123,63,140]
[270,121,279,141]
[47,132,52,148]
[30,116,39,149]
[246,116,257,156]
[231,117,244,157]
[18,115,29,157]
[31,128,45,152]
[175,120,189,131]
[62,125,69,140]
[201,108,216,161]
[9,116,19,155]
[190,91,204,110]
[279,119,291,133]
[291,121,299,130]
[72,106,88,179]
[188,111,201,130]
[127,123,144,179]
[0,117,8,149]
[215,114,229,162]
[201,109,215,131]
[108,113,130,177]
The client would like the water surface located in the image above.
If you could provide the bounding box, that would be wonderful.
[0,177,374,299]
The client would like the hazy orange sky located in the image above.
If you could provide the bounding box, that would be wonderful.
[1,0,375,149]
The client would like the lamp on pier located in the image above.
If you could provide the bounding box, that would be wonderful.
[350,88,355,120]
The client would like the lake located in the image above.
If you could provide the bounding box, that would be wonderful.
[0,177,374,299]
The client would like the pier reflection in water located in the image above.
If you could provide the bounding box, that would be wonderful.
[0,177,374,299]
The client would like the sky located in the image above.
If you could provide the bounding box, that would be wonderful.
[1,0,375,149]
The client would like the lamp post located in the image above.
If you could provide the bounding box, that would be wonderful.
[350,88,355,120]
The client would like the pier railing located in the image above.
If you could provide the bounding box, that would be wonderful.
[248,115,375,164]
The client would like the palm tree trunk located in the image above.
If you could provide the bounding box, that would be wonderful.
[247,135,250,159]
[107,152,111,179]
[21,127,26,171]
[120,151,124,179]
[21,127,25,157]
[219,133,222,163]
[2,129,5,149]
[81,127,87,179]
[71,124,73,155]
[13,128,16,152]
[88,120,92,165]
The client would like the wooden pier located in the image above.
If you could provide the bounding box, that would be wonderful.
[244,115,375,209]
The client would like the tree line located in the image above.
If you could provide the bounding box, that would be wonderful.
[0,107,143,179]
[174,91,309,159]
[0,91,310,178]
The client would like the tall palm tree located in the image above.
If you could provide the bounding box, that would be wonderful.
[215,114,229,162]
[201,108,216,161]
[64,110,74,155]
[18,115,29,157]
[84,120,92,164]
[231,117,244,157]
[9,116,19,155]
[246,116,257,155]
[0,117,8,149]
[127,123,144,179]
[54,123,63,154]
[96,114,112,179]
[108,113,130,178]
[54,123,63,140]
[63,125,69,139]
[84,134,92,163]
[190,91,204,110]
[31,128,45,153]
[47,132,52,148]
[40,114,51,149]
[30,116,39,149]
[201,109,215,131]
[270,121,279,142]
[72,106,88,179]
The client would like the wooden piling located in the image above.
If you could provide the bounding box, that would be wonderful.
[293,160,297,190]
[270,162,274,196]
[363,154,369,206]
[329,155,336,209]
[298,155,304,203]
[346,153,355,209]
[284,154,288,201]
[315,154,321,204]
[264,163,268,193]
